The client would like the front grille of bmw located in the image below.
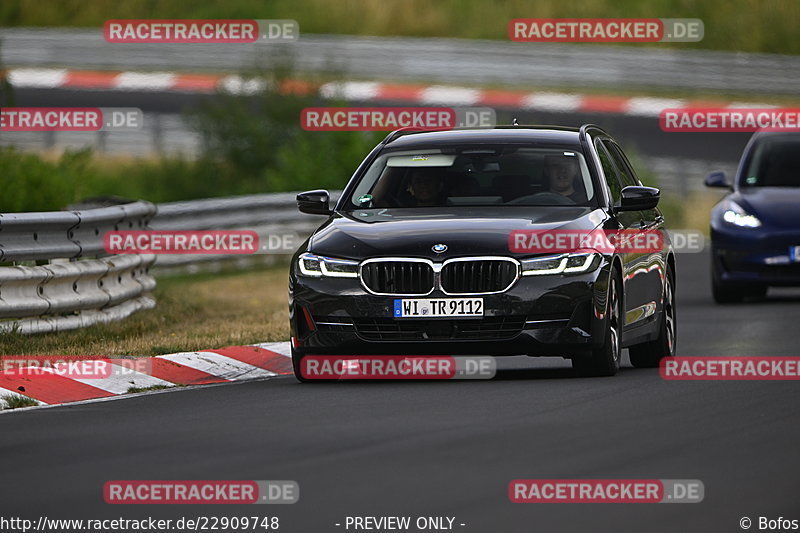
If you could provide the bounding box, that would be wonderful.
[440,260,517,294]
[360,261,434,295]
[359,257,519,295]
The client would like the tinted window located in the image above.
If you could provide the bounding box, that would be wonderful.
[743,135,800,187]
[347,146,597,208]
[603,140,640,188]
[595,140,622,204]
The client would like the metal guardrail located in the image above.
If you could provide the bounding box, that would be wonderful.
[150,192,339,270]
[0,201,154,262]
[3,29,800,95]
[0,192,336,333]
[0,201,157,334]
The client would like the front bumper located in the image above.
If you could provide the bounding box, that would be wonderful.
[712,225,800,286]
[289,262,612,357]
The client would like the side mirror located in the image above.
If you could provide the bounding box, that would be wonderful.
[615,186,660,212]
[704,171,732,189]
[297,189,332,215]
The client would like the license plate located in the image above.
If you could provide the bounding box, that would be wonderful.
[393,298,484,318]
[791,246,800,262]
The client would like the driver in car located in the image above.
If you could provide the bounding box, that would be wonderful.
[408,167,446,207]
[544,155,587,203]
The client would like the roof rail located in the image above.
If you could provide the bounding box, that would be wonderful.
[381,124,606,145]
[381,127,450,145]
[578,123,608,138]
[492,124,580,131]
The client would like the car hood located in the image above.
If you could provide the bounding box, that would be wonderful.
[308,207,607,259]
[735,187,800,227]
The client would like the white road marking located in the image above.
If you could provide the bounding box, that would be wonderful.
[159,351,277,380]
[421,86,480,106]
[625,97,687,117]
[71,363,174,394]
[522,92,582,112]
[252,342,292,357]
[113,72,176,91]
[7,68,67,88]
[319,81,380,101]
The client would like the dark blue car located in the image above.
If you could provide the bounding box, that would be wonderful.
[706,132,800,302]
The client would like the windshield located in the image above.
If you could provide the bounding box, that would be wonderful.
[346,145,597,209]
[742,135,800,187]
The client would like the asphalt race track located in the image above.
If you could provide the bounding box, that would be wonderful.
[1,250,798,532]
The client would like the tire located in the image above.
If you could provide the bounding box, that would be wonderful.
[291,347,311,383]
[573,271,622,377]
[629,268,677,368]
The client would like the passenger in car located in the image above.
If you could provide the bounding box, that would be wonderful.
[544,155,588,203]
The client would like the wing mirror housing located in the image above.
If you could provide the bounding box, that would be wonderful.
[614,186,661,212]
[704,171,733,190]
[297,190,332,215]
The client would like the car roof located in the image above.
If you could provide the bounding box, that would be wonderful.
[383,126,584,150]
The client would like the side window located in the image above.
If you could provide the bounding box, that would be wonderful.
[603,140,640,188]
[595,140,623,204]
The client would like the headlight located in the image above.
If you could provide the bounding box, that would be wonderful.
[521,252,600,276]
[297,252,359,278]
[722,202,761,228]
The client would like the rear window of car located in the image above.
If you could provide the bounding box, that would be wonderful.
[347,146,596,208]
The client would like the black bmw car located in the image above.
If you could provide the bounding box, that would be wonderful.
[289,125,676,379]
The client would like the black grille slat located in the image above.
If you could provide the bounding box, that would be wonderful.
[362,259,516,295]
[441,260,516,294]
[361,261,434,295]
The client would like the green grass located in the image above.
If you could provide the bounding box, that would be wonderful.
[1,394,40,409]
[0,147,230,212]
[0,131,377,212]
[1,0,798,54]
